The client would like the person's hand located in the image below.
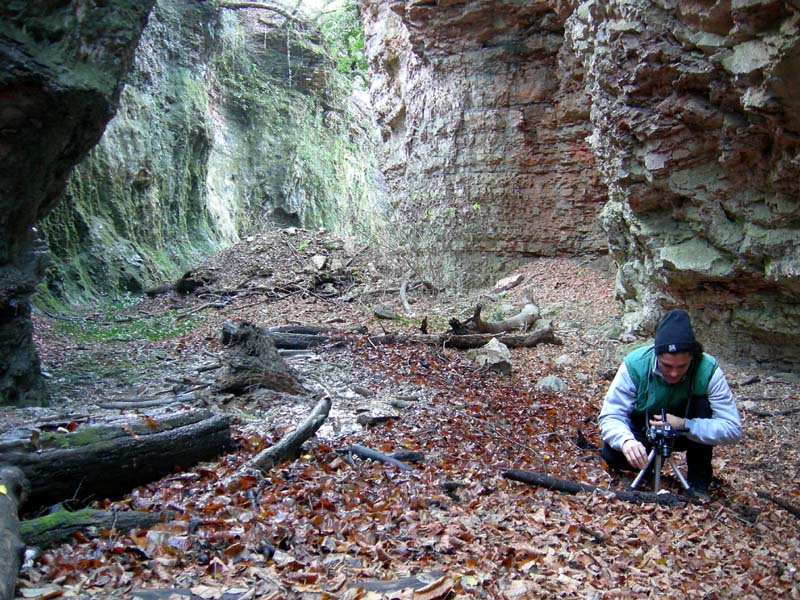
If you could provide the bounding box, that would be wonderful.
[649,413,685,429]
[622,439,649,470]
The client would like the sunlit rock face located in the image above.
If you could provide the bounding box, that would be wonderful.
[0,1,155,404]
[567,0,800,365]
[363,0,800,366]
[360,0,609,288]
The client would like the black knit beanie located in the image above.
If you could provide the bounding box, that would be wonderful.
[653,309,697,355]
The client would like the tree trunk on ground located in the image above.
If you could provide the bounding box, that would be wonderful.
[450,288,541,335]
[245,395,331,473]
[0,408,231,511]
[501,469,697,507]
[0,466,28,600]
[369,321,558,349]
[216,322,306,394]
[20,507,177,548]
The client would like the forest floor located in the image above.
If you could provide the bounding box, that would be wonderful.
[8,227,800,599]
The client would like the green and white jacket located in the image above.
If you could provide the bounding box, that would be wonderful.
[599,344,742,451]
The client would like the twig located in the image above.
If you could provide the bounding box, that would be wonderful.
[246,395,332,473]
[338,444,413,471]
[757,491,800,519]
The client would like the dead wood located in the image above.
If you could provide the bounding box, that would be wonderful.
[749,407,800,418]
[339,444,413,471]
[216,322,305,394]
[349,570,448,594]
[389,450,424,463]
[757,491,800,519]
[450,288,540,335]
[97,393,198,410]
[0,466,28,600]
[0,409,231,511]
[501,468,697,507]
[356,414,400,427]
[20,507,177,549]
[246,395,332,473]
[369,321,558,349]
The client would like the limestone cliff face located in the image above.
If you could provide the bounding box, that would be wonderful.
[39,0,379,305]
[567,0,800,365]
[1,0,379,405]
[363,0,800,365]
[360,0,608,288]
[0,0,155,404]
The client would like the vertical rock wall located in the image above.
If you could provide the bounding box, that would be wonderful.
[0,1,155,404]
[567,0,800,365]
[38,1,380,306]
[360,0,608,288]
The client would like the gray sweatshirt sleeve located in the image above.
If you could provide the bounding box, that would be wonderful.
[598,363,638,451]
[684,367,742,445]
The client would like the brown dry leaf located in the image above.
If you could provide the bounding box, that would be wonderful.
[142,415,160,430]
[121,422,140,439]
[412,575,454,600]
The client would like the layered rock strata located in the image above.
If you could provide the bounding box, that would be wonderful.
[567,0,800,364]
[360,0,608,288]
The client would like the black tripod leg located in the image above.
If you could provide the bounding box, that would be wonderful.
[653,454,663,493]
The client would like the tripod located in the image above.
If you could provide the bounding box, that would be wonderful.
[629,409,691,494]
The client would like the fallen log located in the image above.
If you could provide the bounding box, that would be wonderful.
[450,288,540,335]
[20,507,177,548]
[369,321,558,350]
[0,466,28,600]
[501,469,698,507]
[757,491,800,519]
[0,408,232,511]
[339,444,413,471]
[246,395,332,473]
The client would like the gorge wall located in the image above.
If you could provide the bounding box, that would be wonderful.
[0,1,155,404]
[2,0,799,405]
[360,0,609,289]
[0,0,379,405]
[362,0,800,366]
[566,0,800,365]
[38,0,379,307]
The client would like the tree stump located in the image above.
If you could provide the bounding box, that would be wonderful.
[216,322,305,395]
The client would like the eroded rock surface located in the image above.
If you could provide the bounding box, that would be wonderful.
[363,0,800,366]
[566,0,800,365]
[0,1,155,404]
[361,0,609,287]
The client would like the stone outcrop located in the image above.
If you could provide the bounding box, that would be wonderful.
[0,1,156,404]
[360,0,608,288]
[39,1,380,306]
[567,0,800,365]
[362,0,800,366]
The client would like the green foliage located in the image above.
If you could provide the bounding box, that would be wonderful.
[319,0,367,86]
[54,310,200,343]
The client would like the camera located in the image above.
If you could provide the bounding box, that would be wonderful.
[646,414,686,457]
[630,409,691,494]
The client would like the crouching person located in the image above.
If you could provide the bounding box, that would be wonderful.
[599,309,742,498]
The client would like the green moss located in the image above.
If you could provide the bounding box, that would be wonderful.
[53,310,200,343]
[20,508,98,534]
[41,426,113,449]
[37,0,382,309]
